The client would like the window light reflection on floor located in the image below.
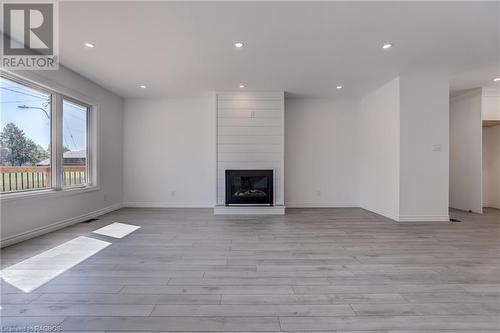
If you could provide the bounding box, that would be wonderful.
[92,222,141,239]
[1,236,111,293]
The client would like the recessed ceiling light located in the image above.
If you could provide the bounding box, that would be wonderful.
[493,78,500,82]
[84,42,95,48]
[382,43,393,50]
[234,42,244,48]
[139,85,147,89]
[239,84,245,88]
[336,85,343,90]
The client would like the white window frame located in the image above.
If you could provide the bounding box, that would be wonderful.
[0,71,99,201]
[60,96,93,189]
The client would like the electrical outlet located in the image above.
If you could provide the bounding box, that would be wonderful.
[103,194,108,202]
[171,190,176,197]
[432,144,442,152]
[316,190,321,196]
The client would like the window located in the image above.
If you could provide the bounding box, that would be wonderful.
[0,77,52,192]
[0,74,95,195]
[62,99,89,187]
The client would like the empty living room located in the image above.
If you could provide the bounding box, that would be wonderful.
[1,1,500,332]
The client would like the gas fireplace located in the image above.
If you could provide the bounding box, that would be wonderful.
[225,170,274,206]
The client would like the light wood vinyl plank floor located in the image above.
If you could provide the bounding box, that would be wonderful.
[1,207,500,332]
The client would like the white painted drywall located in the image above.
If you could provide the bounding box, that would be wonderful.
[359,78,401,220]
[398,72,450,221]
[482,86,500,120]
[0,67,124,245]
[123,93,361,209]
[449,89,483,213]
[483,125,500,209]
[284,98,359,207]
[123,96,216,207]
[216,92,284,206]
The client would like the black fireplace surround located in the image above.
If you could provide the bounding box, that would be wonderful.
[225,170,274,206]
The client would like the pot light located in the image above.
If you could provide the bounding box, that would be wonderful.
[239,84,245,88]
[336,85,343,90]
[234,42,244,48]
[84,42,95,48]
[382,43,393,50]
[139,85,147,89]
[493,78,500,82]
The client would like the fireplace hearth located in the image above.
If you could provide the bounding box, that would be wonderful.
[225,170,273,206]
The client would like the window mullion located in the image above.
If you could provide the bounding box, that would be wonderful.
[52,93,63,190]
[86,106,92,186]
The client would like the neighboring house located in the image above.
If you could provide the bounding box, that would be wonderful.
[36,150,86,166]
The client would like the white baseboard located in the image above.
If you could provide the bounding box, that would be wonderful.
[360,205,399,221]
[398,215,450,222]
[361,205,450,222]
[214,205,285,215]
[0,202,123,248]
[285,202,359,208]
[123,202,214,208]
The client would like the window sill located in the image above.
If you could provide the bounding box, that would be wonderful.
[0,185,100,203]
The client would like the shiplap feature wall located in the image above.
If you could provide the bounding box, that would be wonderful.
[216,92,285,206]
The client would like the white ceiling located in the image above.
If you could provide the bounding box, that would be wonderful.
[59,1,500,98]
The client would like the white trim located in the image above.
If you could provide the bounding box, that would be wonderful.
[280,91,285,207]
[213,91,218,209]
[397,215,450,222]
[123,202,214,208]
[361,205,450,222]
[0,70,100,197]
[0,202,122,248]
[285,202,359,208]
[0,185,100,203]
[1,69,100,107]
[214,205,285,215]
[360,205,399,222]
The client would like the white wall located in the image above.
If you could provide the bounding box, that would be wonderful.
[483,125,500,209]
[399,72,450,221]
[124,93,361,210]
[359,78,401,220]
[359,74,450,221]
[1,67,124,245]
[285,98,359,207]
[123,95,216,207]
[449,89,483,213]
[482,86,500,120]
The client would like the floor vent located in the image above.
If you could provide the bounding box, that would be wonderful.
[82,218,99,223]
[450,218,461,222]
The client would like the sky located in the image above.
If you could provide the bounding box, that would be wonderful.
[0,77,87,152]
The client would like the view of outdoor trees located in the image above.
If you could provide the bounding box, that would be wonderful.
[0,123,50,166]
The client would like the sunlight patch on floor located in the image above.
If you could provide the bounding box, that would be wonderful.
[0,236,110,293]
[92,222,141,239]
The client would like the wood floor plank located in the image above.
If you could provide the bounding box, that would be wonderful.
[120,285,294,295]
[220,293,407,305]
[32,293,222,305]
[279,315,500,330]
[1,303,155,316]
[167,277,330,285]
[150,304,355,316]
[61,316,281,331]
